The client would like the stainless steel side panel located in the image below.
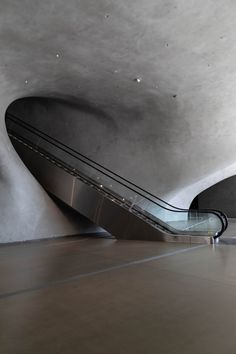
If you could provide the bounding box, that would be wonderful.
[13,140,212,244]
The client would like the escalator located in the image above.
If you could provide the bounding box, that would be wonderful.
[6,113,228,244]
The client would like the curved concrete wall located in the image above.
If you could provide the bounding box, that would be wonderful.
[1,0,236,241]
[193,176,236,218]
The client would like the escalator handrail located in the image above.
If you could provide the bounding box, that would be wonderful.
[8,130,226,238]
[6,114,228,236]
[10,134,224,239]
[6,113,229,232]
[7,113,218,213]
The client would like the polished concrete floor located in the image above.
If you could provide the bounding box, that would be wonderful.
[1,235,236,354]
[220,218,236,243]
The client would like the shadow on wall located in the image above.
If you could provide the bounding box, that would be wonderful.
[6,96,119,157]
[190,175,236,217]
[5,93,184,201]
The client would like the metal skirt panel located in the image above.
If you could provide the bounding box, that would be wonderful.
[12,140,213,244]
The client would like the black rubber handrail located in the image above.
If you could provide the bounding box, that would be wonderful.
[8,131,225,238]
[6,114,228,237]
[6,113,228,227]
[6,113,210,211]
[6,114,228,235]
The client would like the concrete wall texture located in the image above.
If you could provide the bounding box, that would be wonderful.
[0,0,236,242]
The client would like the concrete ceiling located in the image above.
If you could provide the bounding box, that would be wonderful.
[1,0,236,240]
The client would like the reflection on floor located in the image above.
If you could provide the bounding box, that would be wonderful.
[219,218,236,244]
[1,235,236,353]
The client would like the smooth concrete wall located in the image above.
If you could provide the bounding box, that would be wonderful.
[0,132,99,242]
[0,103,100,243]
[0,0,236,241]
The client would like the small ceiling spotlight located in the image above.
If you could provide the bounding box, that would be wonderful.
[134,77,142,83]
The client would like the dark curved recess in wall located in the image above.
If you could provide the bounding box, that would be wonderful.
[191,176,236,218]
[7,95,118,141]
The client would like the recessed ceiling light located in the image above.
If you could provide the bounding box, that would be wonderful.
[134,77,142,83]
